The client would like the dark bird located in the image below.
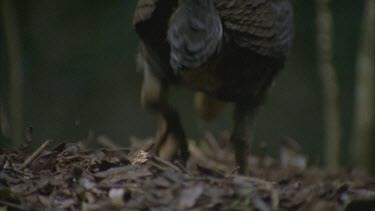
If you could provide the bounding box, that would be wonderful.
[133,0,294,174]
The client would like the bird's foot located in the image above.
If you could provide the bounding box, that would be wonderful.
[152,122,189,166]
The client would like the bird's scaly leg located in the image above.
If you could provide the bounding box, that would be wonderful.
[231,103,256,174]
[141,66,189,164]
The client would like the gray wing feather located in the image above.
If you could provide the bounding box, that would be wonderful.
[168,1,223,71]
[216,0,293,58]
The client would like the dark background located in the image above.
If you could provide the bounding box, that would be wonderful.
[0,0,366,166]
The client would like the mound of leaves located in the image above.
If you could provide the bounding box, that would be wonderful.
[0,134,374,210]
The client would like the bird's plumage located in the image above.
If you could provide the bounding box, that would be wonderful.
[133,0,294,173]
[133,0,293,104]
[216,0,293,57]
[168,0,223,70]
[134,0,293,59]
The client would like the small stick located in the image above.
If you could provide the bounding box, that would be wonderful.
[0,155,8,171]
[0,200,26,210]
[233,175,275,187]
[230,166,240,174]
[100,148,131,153]
[97,135,131,162]
[149,161,167,171]
[270,186,279,211]
[204,132,221,152]
[97,135,121,150]
[174,161,189,174]
[22,139,52,168]
[150,155,182,173]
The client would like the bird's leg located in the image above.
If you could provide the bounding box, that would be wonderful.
[141,69,189,164]
[155,103,189,163]
[230,103,257,174]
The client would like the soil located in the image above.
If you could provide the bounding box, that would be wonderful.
[0,133,374,211]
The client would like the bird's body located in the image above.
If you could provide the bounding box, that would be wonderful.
[133,0,293,173]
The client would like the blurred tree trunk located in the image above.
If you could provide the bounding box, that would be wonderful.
[0,101,11,138]
[1,0,24,146]
[351,0,374,173]
[316,0,341,170]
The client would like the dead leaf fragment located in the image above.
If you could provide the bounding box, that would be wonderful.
[177,185,204,210]
[109,188,125,207]
[129,150,151,165]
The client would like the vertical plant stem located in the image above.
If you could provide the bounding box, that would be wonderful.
[1,0,24,146]
[351,0,374,173]
[316,0,341,170]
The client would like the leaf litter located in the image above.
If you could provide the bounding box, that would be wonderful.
[0,133,374,211]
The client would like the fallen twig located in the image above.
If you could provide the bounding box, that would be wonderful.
[97,135,121,150]
[22,139,52,168]
[151,155,182,173]
[0,200,27,210]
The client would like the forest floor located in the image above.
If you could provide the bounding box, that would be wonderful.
[0,133,374,211]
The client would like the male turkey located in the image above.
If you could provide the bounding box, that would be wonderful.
[133,0,293,174]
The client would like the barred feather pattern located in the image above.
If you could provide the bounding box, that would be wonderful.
[167,0,223,71]
[134,0,293,59]
[216,0,293,57]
